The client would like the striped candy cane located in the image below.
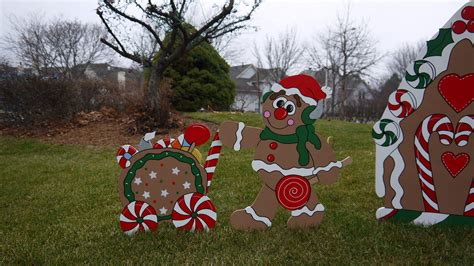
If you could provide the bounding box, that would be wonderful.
[454,115,474,147]
[455,115,474,216]
[414,114,454,213]
[204,132,222,192]
[388,89,417,118]
[464,180,474,217]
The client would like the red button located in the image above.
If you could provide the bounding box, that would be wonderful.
[269,142,278,149]
[267,154,275,162]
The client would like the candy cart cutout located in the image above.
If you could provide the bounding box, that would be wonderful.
[219,74,352,230]
[116,124,222,235]
[373,2,474,226]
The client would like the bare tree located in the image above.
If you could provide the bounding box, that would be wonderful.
[307,7,382,118]
[233,93,253,112]
[253,28,304,82]
[96,0,262,125]
[386,41,424,79]
[212,33,243,65]
[2,16,111,79]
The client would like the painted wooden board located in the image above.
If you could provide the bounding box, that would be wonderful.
[116,124,223,235]
[219,74,352,230]
[373,2,474,226]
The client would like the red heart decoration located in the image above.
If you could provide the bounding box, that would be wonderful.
[438,74,474,113]
[441,152,470,177]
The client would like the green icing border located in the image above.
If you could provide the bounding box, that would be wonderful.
[123,151,205,221]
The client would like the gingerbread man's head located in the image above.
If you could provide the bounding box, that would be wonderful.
[261,74,331,135]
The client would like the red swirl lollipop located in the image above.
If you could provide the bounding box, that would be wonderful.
[276,175,311,210]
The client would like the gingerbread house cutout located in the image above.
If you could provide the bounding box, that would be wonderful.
[373,2,473,226]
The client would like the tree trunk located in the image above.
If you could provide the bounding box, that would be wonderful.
[146,65,170,126]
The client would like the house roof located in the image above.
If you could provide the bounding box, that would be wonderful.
[229,64,279,93]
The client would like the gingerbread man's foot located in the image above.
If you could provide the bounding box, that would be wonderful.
[230,206,272,231]
[287,203,325,229]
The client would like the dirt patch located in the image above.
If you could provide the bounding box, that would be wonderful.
[0,108,219,149]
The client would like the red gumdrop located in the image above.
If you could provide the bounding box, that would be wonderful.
[461,6,474,20]
[184,124,210,146]
[452,20,467,34]
[467,20,474,33]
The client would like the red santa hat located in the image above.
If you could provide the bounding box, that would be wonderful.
[270,74,332,106]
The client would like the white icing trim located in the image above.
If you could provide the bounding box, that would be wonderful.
[312,161,342,175]
[244,206,272,227]
[389,150,405,209]
[412,212,449,227]
[291,204,325,217]
[252,160,314,176]
[271,83,318,105]
[233,122,245,151]
[375,207,395,220]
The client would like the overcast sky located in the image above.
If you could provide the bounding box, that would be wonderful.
[0,0,468,76]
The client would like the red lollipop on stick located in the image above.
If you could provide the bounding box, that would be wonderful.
[184,124,211,150]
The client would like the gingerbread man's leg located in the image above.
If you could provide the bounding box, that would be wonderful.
[287,189,325,229]
[230,185,279,231]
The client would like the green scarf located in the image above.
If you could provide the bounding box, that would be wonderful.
[259,124,321,166]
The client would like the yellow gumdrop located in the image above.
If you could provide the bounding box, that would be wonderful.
[180,146,203,164]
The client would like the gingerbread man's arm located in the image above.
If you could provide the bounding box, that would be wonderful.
[218,121,262,151]
[306,134,341,185]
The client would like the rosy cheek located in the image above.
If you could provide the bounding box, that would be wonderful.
[263,111,271,118]
[287,119,294,126]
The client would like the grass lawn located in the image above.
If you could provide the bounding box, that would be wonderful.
[1,112,473,264]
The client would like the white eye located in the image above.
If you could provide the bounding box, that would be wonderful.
[284,101,296,115]
[272,97,287,108]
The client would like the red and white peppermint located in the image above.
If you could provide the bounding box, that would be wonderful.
[119,201,158,236]
[454,115,474,147]
[116,145,138,168]
[414,114,454,213]
[388,89,417,118]
[204,132,222,191]
[172,193,217,232]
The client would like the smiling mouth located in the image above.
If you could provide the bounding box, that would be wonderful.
[266,118,289,129]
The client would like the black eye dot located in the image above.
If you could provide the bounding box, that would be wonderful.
[277,100,285,107]
[286,105,294,113]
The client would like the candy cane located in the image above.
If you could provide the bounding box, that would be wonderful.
[388,89,417,118]
[454,115,474,216]
[204,132,222,192]
[414,114,454,213]
[464,180,474,217]
[454,115,474,147]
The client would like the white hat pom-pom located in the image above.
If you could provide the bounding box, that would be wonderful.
[321,86,332,99]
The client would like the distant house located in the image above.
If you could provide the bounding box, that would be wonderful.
[229,64,280,112]
[301,69,372,114]
[83,63,142,89]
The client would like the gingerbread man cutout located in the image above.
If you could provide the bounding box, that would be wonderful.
[219,74,352,230]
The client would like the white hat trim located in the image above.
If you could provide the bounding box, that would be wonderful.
[270,83,318,106]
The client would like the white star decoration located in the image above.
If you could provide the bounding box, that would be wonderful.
[159,206,168,215]
[133,177,142,185]
[182,181,191,189]
[171,167,180,175]
[149,171,157,179]
[142,191,150,199]
[161,189,169,198]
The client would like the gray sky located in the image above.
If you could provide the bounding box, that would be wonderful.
[0,0,468,75]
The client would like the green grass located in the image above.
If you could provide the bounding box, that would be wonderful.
[1,112,473,264]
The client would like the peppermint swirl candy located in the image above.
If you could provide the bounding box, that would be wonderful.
[276,175,311,210]
[388,89,417,118]
[116,145,138,169]
[405,60,436,89]
[172,193,217,232]
[372,119,401,147]
[120,201,158,236]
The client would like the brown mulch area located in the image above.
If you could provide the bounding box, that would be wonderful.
[0,107,218,149]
